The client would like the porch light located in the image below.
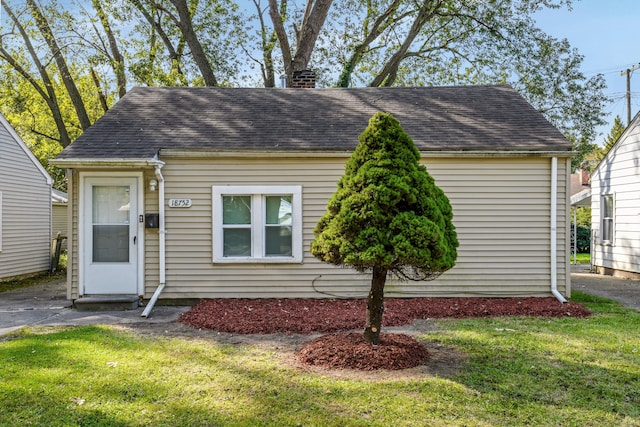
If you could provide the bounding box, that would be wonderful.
[148,179,158,192]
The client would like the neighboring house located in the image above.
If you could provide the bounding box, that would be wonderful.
[569,168,592,263]
[591,112,640,278]
[0,113,53,280]
[52,189,68,251]
[52,82,574,308]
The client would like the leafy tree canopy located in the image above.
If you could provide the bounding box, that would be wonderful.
[0,0,610,189]
[603,115,626,153]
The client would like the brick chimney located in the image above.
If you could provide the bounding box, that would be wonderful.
[580,161,590,186]
[291,69,316,88]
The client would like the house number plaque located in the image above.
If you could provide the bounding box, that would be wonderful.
[168,198,192,208]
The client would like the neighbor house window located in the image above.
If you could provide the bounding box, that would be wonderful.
[212,186,302,263]
[601,194,614,244]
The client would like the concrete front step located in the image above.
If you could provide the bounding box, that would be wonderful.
[74,295,141,311]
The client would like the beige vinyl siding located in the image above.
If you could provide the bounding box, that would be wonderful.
[140,155,569,299]
[0,119,51,279]
[68,171,79,299]
[591,122,640,274]
[52,204,68,250]
[144,170,160,289]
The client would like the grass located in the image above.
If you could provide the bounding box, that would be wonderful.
[571,252,591,264]
[0,253,66,293]
[1,292,639,426]
[0,270,65,293]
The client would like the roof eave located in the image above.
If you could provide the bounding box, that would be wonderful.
[50,157,165,168]
[159,148,575,159]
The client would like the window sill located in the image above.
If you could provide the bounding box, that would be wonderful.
[213,257,303,264]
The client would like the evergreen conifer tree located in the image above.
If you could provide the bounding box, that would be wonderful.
[311,112,458,344]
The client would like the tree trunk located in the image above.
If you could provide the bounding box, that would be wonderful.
[291,0,332,72]
[27,0,92,131]
[170,0,218,86]
[370,0,439,87]
[268,0,293,82]
[269,0,332,86]
[364,266,387,345]
[1,2,71,147]
[252,0,279,87]
[90,68,110,113]
[92,0,127,98]
[130,0,185,81]
[337,0,402,87]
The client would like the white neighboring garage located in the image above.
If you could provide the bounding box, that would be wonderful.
[591,112,640,278]
[0,113,52,280]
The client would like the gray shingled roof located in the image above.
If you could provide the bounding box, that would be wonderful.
[55,85,571,161]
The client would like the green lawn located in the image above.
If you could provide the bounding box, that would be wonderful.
[571,253,591,264]
[0,270,65,293]
[1,292,638,426]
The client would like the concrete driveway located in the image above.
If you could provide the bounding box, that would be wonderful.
[1,267,638,336]
[0,278,189,336]
[570,264,640,311]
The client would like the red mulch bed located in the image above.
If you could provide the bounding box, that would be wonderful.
[178,297,590,335]
[178,297,590,371]
[298,332,430,371]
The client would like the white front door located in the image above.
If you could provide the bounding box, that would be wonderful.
[82,176,141,295]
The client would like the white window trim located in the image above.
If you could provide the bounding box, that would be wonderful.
[212,185,302,263]
[600,193,615,245]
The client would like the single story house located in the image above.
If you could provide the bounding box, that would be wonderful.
[0,112,53,280]
[590,112,640,278]
[51,83,574,310]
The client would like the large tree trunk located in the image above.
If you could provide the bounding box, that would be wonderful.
[370,0,439,87]
[269,0,332,86]
[364,266,387,345]
[27,0,92,131]
[253,0,280,87]
[92,0,127,98]
[170,0,218,86]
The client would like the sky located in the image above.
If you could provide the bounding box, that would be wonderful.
[534,0,640,146]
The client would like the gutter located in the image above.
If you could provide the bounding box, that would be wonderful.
[141,164,166,317]
[550,156,568,303]
[159,149,576,159]
[49,158,162,168]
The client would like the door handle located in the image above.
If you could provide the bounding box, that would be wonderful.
[133,236,137,245]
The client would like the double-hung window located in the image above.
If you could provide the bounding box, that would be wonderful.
[212,185,302,263]
[601,194,614,244]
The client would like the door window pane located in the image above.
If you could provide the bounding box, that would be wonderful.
[93,225,129,262]
[92,186,130,224]
[92,186,130,263]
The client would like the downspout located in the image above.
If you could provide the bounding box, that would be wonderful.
[142,164,166,317]
[550,157,568,303]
